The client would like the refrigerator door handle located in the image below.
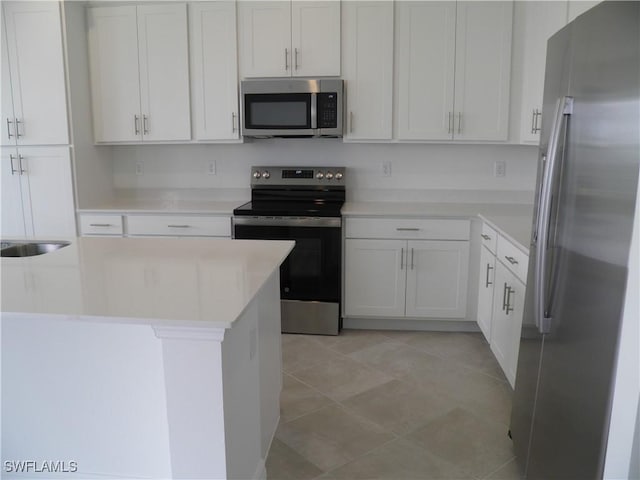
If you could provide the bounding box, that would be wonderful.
[535,96,573,334]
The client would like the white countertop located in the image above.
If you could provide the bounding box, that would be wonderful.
[78,198,242,215]
[342,201,534,251]
[1,237,294,328]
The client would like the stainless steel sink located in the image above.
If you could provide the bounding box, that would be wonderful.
[0,241,70,257]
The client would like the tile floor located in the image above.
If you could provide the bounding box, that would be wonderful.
[266,329,523,480]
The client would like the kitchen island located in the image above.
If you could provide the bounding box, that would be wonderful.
[1,237,294,479]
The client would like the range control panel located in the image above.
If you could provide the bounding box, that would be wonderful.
[251,166,345,186]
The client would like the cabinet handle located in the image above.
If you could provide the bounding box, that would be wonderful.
[457,112,462,134]
[396,227,420,232]
[485,263,493,287]
[9,154,18,175]
[505,255,519,265]
[505,285,515,314]
[143,115,149,135]
[167,224,190,228]
[294,48,299,70]
[448,112,452,134]
[502,282,508,311]
[410,248,415,270]
[89,223,113,227]
[349,111,354,133]
[481,234,491,240]
[6,118,14,138]
[232,112,237,132]
[284,48,289,71]
[533,109,542,134]
[18,154,25,174]
[400,247,404,270]
[531,109,537,134]
[15,118,23,138]
[134,115,140,135]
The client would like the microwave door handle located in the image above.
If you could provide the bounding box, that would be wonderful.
[310,93,317,130]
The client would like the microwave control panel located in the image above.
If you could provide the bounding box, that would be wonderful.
[317,93,338,128]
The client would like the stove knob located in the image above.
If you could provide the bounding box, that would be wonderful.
[316,172,325,179]
[253,171,261,179]
[262,171,271,179]
[335,172,343,180]
[326,172,334,180]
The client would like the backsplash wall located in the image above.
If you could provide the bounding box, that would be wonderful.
[111,141,538,203]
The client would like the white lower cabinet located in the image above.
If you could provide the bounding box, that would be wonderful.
[1,146,75,237]
[477,245,495,340]
[344,217,470,320]
[490,261,525,387]
[476,223,528,388]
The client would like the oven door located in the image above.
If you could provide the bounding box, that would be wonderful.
[233,217,340,302]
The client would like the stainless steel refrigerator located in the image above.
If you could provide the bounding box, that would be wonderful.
[510,2,639,479]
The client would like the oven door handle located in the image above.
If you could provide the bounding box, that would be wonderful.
[233,216,341,228]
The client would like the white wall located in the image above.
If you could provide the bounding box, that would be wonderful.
[111,141,539,203]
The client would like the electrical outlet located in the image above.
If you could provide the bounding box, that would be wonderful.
[135,161,144,176]
[382,161,392,177]
[208,160,216,175]
[494,160,506,177]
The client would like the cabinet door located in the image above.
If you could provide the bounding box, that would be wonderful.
[344,239,406,317]
[342,1,393,140]
[405,240,469,318]
[1,16,16,146]
[477,245,495,341]
[490,261,525,387]
[3,1,68,145]
[87,6,141,142]
[19,146,75,237]
[518,1,567,144]
[291,1,340,77]
[1,147,26,236]
[396,2,456,140]
[190,2,239,141]
[137,4,191,142]
[453,1,513,141]
[239,2,292,78]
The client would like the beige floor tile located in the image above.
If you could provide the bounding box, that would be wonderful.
[282,335,337,374]
[291,355,393,401]
[280,374,335,422]
[329,437,473,480]
[341,379,455,435]
[407,407,515,479]
[404,332,497,369]
[483,458,524,480]
[276,404,395,471]
[266,438,324,480]
[309,329,393,355]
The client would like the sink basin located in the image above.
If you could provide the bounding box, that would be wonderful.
[0,241,70,257]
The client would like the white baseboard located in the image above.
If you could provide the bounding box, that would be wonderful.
[343,317,480,332]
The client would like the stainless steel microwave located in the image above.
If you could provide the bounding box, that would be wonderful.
[240,78,343,138]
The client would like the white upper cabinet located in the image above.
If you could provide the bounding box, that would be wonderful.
[87,4,191,143]
[1,1,69,146]
[566,1,599,22]
[517,1,567,144]
[342,1,393,140]
[189,2,240,141]
[396,1,513,142]
[239,1,340,78]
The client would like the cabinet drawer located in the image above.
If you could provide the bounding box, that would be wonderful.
[79,214,124,236]
[127,215,231,237]
[496,235,529,282]
[480,223,498,254]
[345,217,470,240]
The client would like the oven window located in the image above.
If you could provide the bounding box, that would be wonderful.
[289,238,322,278]
[245,93,311,129]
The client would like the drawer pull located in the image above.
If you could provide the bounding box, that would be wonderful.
[167,224,191,228]
[505,256,519,265]
[90,223,113,227]
[396,228,420,232]
[481,234,491,240]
